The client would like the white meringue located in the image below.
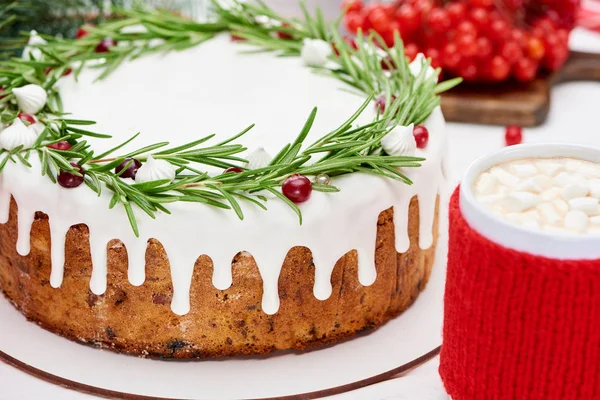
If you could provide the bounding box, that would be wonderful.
[30,122,46,135]
[301,38,332,67]
[409,53,437,81]
[22,30,47,60]
[13,84,48,114]
[245,147,272,170]
[134,156,176,184]
[0,118,38,151]
[380,124,416,157]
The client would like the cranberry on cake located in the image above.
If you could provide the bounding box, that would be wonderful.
[0,2,458,358]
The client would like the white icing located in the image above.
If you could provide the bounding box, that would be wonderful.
[134,155,176,183]
[13,84,48,115]
[0,35,445,316]
[22,30,47,60]
[474,157,600,235]
[244,147,272,170]
[301,38,332,67]
[409,53,437,81]
[0,118,38,151]
[380,124,416,157]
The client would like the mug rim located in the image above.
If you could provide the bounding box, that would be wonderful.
[459,142,600,260]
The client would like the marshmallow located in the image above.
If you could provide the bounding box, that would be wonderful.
[562,182,589,201]
[476,173,499,195]
[499,192,540,213]
[553,199,569,214]
[509,163,538,178]
[541,187,562,201]
[535,161,563,177]
[568,197,599,215]
[538,203,562,225]
[489,167,519,187]
[590,180,600,199]
[553,172,573,187]
[564,210,588,232]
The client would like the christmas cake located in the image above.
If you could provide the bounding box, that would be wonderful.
[0,2,456,358]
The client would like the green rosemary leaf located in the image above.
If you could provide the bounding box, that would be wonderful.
[93,132,141,160]
[65,126,112,139]
[312,183,340,193]
[266,187,302,224]
[207,184,244,220]
[123,202,140,237]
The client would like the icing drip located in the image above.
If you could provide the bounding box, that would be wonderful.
[0,36,446,316]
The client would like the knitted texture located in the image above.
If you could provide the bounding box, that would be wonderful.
[440,187,600,400]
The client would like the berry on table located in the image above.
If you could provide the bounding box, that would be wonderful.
[58,163,85,188]
[115,158,142,179]
[341,0,363,14]
[282,174,312,204]
[413,125,429,149]
[505,125,523,146]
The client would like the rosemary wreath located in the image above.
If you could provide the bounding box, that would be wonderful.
[0,1,460,236]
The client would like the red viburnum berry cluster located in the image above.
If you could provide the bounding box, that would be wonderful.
[343,0,580,83]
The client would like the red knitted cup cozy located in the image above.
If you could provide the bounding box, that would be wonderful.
[440,187,600,400]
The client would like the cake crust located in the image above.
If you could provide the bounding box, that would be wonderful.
[0,196,438,358]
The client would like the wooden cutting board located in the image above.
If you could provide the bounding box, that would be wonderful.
[441,51,600,127]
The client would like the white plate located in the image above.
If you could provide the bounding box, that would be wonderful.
[0,199,448,400]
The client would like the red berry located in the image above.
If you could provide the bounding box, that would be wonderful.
[505,125,523,146]
[115,158,142,179]
[282,174,312,204]
[456,21,477,37]
[58,163,85,188]
[95,38,116,53]
[396,4,421,35]
[381,21,400,46]
[63,68,73,76]
[231,34,246,42]
[276,23,294,40]
[18,113,35,125]
[457,34,477,58]
[47,141,72,151]
[224,167,244,174]
[341,0,363,13]
[499,41,523,65]
[514,58,538,82]
[458,59,479,81]
[443,42,462,69]
[427,8,451,32]
[413,125,429,149]
[345,12,365,33]
[446,2,467,26]
[76,25,92,39]
[488,19,510,40]
[425,48,441,69]
[375,94,397,114]
[488,56,510,81]
[526,37,545,61]
[475,36,493,60]
[404,43,420,62]
[469,0,494,7]
[369,9,391,33]
[469,8,490,30]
